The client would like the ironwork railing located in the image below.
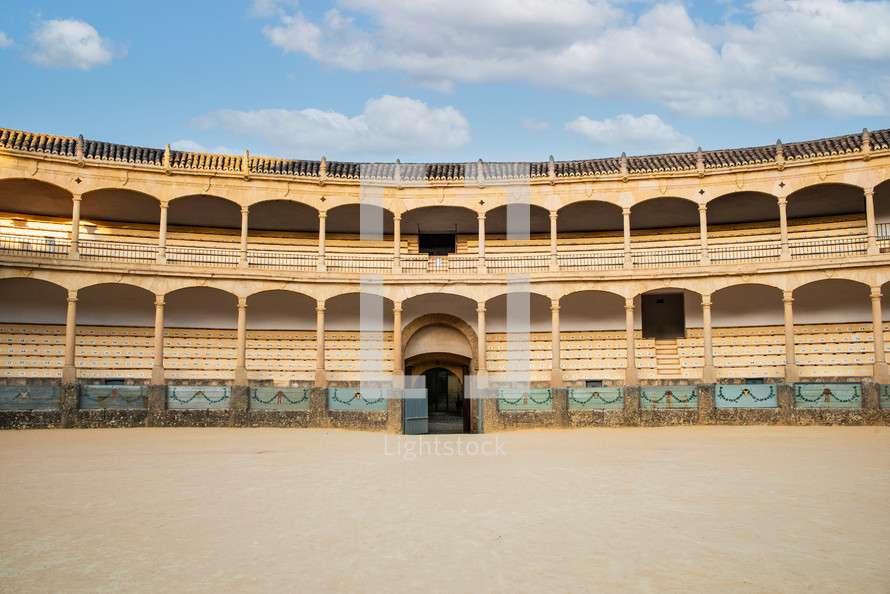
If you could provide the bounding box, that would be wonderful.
[632,247,701,267]
[325,254,392,273]
[558,251,623,270]
[709,242,782,263]
[790,236,868,259]
[0,234,69,257]
[401,254,478,273]
[485,254,549,272]
[79,239,157,262]
[249,250,316,271]
[166,245,239,266]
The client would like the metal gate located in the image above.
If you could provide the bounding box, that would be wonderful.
[403,388,428,435]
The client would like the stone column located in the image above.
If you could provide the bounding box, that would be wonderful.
[315,301,327,386]
[235,298,248,385]
[477,213,486,273]
[476,303,487,375]
[392,303,402,375]
[550,300,562,387]
[62,290,78,383]
[625,297,637,384]
[702,295,716,383]
[549,211,559,271]
[317,211,327,272]
[239,206,249,268]
[152,296,165,385]
[157,201,169,264]
[622,207,632,269]
[393,214,401,273]
[699,204,710,265]
[69,193,82,259]
[783,291,798,382]
[778,196,790,261]
[871,287,888,383]
[865,188,878,256]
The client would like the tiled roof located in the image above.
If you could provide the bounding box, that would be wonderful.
[0,126,886,181]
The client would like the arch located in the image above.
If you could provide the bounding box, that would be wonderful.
[0,277,68,324]
[246,290,316,330]
[630,196,699,229]
[325,292,395,331]
[874,178,890,230]
[484,292,552,332]
[326,203,394,235]
[78,283,156,326]
[401,205,477,234]
[559,290,625,330]
[248,200,319,233]
[557,201,622,232]
[792,279,871,323]
[484,203,550,234]
[80,189,160,225]
[0,179,73,218]
[786,183,864,219]
[711,283,784,327]
[168,194,241,229]
[401,313,478,373]
[163,286,238,328]
[706,191,779,225]
[401,293,478,333]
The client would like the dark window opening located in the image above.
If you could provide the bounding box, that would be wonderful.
[585,380,603,387]
[419,233,456,255]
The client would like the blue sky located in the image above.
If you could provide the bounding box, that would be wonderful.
[1,0,888,163]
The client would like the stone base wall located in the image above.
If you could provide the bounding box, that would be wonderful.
[0,382,887,432]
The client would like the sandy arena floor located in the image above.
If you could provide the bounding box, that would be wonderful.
[0,426,888,592]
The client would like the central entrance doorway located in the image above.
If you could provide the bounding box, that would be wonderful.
[422,367,464,434]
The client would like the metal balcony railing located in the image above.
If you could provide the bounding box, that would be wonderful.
[558,251,623,270]
[166,245,239,266]
[709,242,782,263]
[790,237,868,259]
[79,240,157,262]
[0,234,69,257]
[249,250,316,271]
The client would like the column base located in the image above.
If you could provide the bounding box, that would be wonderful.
[314,368,328,387]
[702,365,717,383]
[151,365,165,385]
[624,366,638,385]
[234,367,248,385]
[874,362,889,384]
[550,369,563,388]
[62,365,76,384]
[784,363,799,383]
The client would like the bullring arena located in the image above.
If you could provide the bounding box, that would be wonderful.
[0,127,889,590]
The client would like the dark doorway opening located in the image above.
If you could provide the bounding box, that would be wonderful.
[418,234,456,255]
[422,367,464,434]
[641,293,686,339]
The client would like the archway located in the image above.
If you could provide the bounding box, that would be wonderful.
[403,315,476,434]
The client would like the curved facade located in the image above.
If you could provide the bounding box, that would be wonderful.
[1,126,889,430]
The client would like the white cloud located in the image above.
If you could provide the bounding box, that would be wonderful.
[521,117,551,131]
[190,95,471,160]
[566,114,696,154]
[0,32,13,49]
[259,0,890,120]
[28,18,123,71]
[170,140,242,156]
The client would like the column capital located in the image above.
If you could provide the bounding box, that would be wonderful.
[549,211,558,219]
[622,207,632,216]
[701,297,712,308]
[318,211,327,219]
[624,297,634,310]
[783,290,794,303]
[393,213,402,222]
[241,206,250,216]
[67,291,78,303]
[155,297,165,307]
[870,288,883,300]
[476,303,486,313]
[393,304,403,314]
[237,297,248,309]
[477,213,486,221]
[698,204,708,213]
[777,197,788,207]
[159,201,169,210]
[550,299,560,310]
[72,194,82,203]
[316,302,326,312]
[864,187,874,198]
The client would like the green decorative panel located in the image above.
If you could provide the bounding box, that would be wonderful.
[327,388,387,411]
[715,384,777,409]
[81,385,147,409]
[250,387,310,410]
[794,383,860,408]
[568,387,623,410]
[167,386,230,410]
[498,388,553,411]
[641,386,698,409]
[881,385,890,409]
[0,386,60,410]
